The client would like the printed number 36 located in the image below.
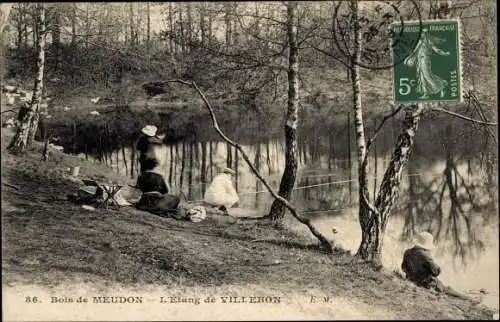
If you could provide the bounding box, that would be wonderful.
[399,78,415,95]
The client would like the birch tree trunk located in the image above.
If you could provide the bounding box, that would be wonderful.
[267,1,299,221]
[357,104,425,261]
[343,0,375,260]
[357,1,451,263]
[8,3,45,153]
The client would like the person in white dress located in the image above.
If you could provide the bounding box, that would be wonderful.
[203,167,239,212]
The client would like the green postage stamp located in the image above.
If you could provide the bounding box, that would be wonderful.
[391,20,462,103]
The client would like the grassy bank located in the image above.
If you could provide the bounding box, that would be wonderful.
[1,128,496,320]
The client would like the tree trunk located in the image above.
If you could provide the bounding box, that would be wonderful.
[146,2,150,49]
[70,3,77,84]
[231,3,239,47]
[135,4,141,45]
[129,3,134,47]
[84,4,89,49]
[22,4,28,47]
[8,4,45,153]
[357,104,425,261]
[71,4,77,45]
[267,1,299,221]
[343,0,374,261]
[199,3,205,47]
[13,5,22,50]
[224,3,232,48]
[96,4,104,43]
[168,2,174,53]
[207,8,213,46]
[178,4,185,53]
[52,7,61,70]
[186,2,192,52]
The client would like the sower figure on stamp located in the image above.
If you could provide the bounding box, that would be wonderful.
[403,28,450,100]
[401,232,469,300]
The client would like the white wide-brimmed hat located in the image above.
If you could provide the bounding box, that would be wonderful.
[141,125,157,137]
[222,167,236,175]
[414,231,435,250]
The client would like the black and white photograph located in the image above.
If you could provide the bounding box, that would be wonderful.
[1,1,498,320]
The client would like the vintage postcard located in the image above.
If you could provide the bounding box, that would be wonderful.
[1,1,498,321]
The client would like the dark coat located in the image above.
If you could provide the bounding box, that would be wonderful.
[401,246,441,287]
[135,172,180,216]
[136,171,168,194]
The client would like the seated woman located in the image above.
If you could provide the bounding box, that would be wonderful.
[203,167,239,215]
[135,159,181,218]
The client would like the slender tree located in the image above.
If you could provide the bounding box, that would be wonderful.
[51,6,62,70]
[224,2,232,48]
[267,1,300,221]
[168,2,174,53]
[8,3,46,153]
[129,3,134,47]
[146,2,151,50]
[347,0,373,261]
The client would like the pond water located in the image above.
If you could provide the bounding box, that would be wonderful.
[85,132,498,310]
